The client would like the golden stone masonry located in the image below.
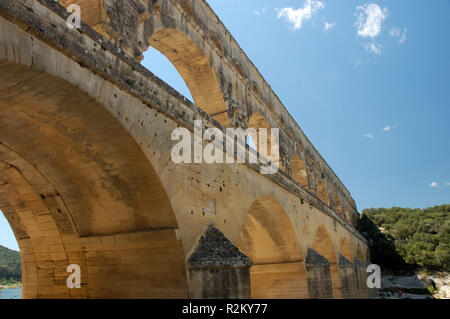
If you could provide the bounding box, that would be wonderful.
[0,0,371,298]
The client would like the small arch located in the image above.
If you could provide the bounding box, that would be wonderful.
[248,112,281,170]
[313,225,338,298]
[148,28,229,126]
[313,225,336,264]
[356,245,365,263]
[341,238,352,262]
[238,195,306,298]
[248,112,272,152]
[142,47,194,103]
[317,179,330,206]
[344,207,350,224]
[238,195,302,264]
[291,154,309,189]
[334,195,343,218]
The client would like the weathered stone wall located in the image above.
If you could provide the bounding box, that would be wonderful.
[58,0,361,227]
[0,0,370,298]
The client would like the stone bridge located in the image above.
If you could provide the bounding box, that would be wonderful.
[0,0,371,299]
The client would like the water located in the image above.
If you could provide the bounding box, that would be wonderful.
[0,287,22,299]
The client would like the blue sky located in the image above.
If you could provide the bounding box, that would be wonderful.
[1,0,449,251]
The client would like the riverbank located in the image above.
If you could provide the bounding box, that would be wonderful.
[0,283,22,290]
[377,272,450,299]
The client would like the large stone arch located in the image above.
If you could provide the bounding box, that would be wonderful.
[147,28,229,126]
[0,0,372,299]
[0,60,188,298]
[237,195,307,298]
[57,0,360,227]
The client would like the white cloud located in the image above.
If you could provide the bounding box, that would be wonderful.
[277,0,325,30]
[430,182,439,188]
[352,58,363,67]
[390,27,407,45]
[355,4,387,55]
[254,5,268,16]
[324,22,336,31]
[382,125,391,132]
[355,4,388,39]
[364,42,383,55]
[364,133,374,139]
[389,27,401,37]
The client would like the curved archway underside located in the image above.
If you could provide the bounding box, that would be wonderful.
[238,195,307,298]
[341,238,352,262]
[248,112,281,170]
[0,61,187,298]
[291,155,309,189]
[149,28,229,126]
[317,180,330,206]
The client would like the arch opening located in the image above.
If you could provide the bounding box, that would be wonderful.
[291,155,309,189]
[344,207,350,224]
[341,238,352,262]
[317,179,330,206]
[313,226,336,264]
[356,245,365,264]
[334,195,343,218]
[0,60,188,298]
[0,210,20,296]
[147,28,230,126]
[238,195,306,298]
[142,47,194,103]
[248,112,281,170]
[312,225,338,298]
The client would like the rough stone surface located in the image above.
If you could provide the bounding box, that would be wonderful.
[0,0,370,299]
[188,223,252,268]
[354,258,365,267]
[305,248,331,266]
[338,254,353,267]
[382,275,427,290]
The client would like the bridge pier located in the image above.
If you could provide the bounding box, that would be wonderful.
[354,258,370,298]
[338,254,358,299]
[250,262,309,299]
[304,248,333,299]
[187,224,252,299]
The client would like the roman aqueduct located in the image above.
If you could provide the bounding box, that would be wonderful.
[0,0,371,298]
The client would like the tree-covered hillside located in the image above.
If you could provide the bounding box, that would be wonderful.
[358,204,450,273]
[0,245,21,285]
